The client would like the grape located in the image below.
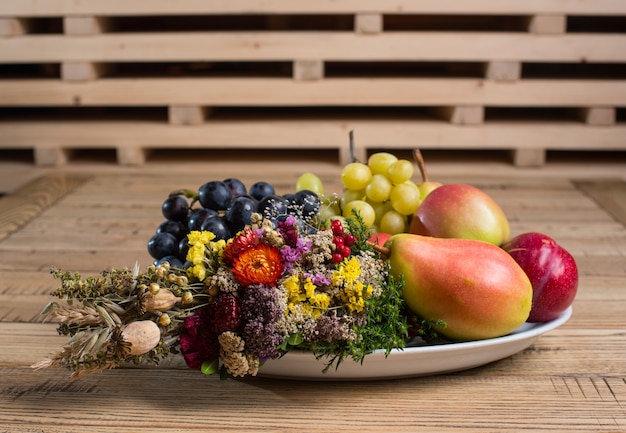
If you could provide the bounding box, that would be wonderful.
[224,178,247,199]
[368,152,398,175]
[339,188,365,210]
[341,162,372,191]
[178,237,190,261]
[162,196,189,222]
[156,220,188,241]
[387,160,414,185]
[390,182,421,215]
[379,210,407,234]
[318,195,341,221]
[198,181,231,211]
[342,200,376,227]
[365,174,393,203]
[154,255,185,269]
[225,196,258,232]
[187,208,218,231]
[296,172,324,195]
[257,194,290,220]
[200,215,232,241]
[283,193,295,203]
[249,181,275,201]
[367,199,393,225]
[289,190,321,222]
[147,232,179,259]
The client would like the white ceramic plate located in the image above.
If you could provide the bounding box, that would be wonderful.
[258,307,572,381]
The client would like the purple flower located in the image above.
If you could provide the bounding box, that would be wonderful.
[277,217,299,247]
[280,237,312,273]
[241,284,286,360]
[303,272,331,286]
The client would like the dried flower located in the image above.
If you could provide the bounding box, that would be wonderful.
[232,243,283,287]
[35,212,426,379]
[121,320,161,356]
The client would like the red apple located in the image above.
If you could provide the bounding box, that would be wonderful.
[502,232,578,322]
[368,232,391,247]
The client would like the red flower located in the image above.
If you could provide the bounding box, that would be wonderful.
[179,307,219,370]
[223,230,260,265]
[232,243,283,287]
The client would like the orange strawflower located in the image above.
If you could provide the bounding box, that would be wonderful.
[223,230,260,265]
[232,243,283,286]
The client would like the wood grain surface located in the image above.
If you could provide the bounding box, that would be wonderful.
[0,157,624,432]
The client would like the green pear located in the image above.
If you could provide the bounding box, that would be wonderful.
[384,233,532,341]
[410,183,510,246]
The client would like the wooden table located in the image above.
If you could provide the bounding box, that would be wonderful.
[1,155,625,432]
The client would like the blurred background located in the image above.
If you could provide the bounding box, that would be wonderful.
[0,1,624,178]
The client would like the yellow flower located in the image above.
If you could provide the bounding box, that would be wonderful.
[332,257,373,313]
[284,274,330,319]
[185,231,218,282]
[284,275,302,303]
[187,231,216,246]
[332,256,362,287]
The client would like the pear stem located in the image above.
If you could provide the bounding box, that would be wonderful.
[368,241,390,257]
[413,148,429,183]
[349,130,356,163]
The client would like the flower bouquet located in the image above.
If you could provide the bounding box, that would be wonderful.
[33,209,437,379]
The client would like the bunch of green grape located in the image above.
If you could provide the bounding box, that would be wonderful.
[339,152,421,234]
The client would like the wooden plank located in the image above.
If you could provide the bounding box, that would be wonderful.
[526,14,567,34]
[354,14,383,34]
[0,365,622,433]
[3,0,626,16]
[168,105,207,125]
[61,62,111,81]
[116,146,147,165]
[0,17,29,36]
[433,105,485,125]
[484,61,521,82]
[293,60,324,81]
[1,32,625,63]
[1,78,625,107]
[63,16,109,35]
[1,120,625,153]
[579,107,616,126]
[33,147,72,166]
[574,180,626,226]
[0,174,91,242]
[512,148,546,167]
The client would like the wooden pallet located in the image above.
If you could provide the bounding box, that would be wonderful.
[0,0,625,166]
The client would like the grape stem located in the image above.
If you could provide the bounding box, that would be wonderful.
[169,189,198,200]
[413,149,429,183]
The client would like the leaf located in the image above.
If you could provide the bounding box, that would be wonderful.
[200,358,219,375]
[286,332,303,346]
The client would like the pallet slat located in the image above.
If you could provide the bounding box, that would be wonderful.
[0,2,624,166]
[3,0,626,17]
[2,32,626,63]
[1,78,624,107]
[1,120,623,153]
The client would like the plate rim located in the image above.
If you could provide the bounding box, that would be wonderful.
[257,307,572,379]
[280,306,571,359]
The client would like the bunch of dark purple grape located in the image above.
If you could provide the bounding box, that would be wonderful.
[147,178,321,268]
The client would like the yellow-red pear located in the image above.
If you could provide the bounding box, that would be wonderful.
[384,233,532,341]
[410,183,510,246]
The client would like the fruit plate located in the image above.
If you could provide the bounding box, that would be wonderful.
[257,307,572,381]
